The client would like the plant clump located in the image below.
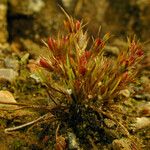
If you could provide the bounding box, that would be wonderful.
[37,12,144,149]
[1,12,144,149]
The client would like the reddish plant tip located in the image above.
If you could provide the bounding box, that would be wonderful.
[74,79,81,89]
[129,41,144,56]
[122,71,128,81]
[79,53,88,67]
[39,58,49,68]
[64,20,72,32]
[130,41,137,50]
[64,19,81,33]
[79,66,87,76]
[78,51,91,76]
[75,20,81,31]
[128,56,135,65]
[39,58,53,71]
[63,35,69,43]
[84,51,91,60]
[95,38,104,48]
[48,38,56,51]
[136,49,144,57]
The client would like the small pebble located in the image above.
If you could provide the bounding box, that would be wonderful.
[0,90,17,107]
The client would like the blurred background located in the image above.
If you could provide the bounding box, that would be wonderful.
[0,0,150,44]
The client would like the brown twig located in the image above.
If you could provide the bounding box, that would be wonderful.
[0,106,31,111]
[0,101,64,111]
[5,113,53,133]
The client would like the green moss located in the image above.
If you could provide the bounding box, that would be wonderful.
[11,139,25,150]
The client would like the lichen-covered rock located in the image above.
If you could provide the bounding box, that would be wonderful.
[4,57,19,71]
[0,68,18,82]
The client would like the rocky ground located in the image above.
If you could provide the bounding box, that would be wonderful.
[0,0,150,149]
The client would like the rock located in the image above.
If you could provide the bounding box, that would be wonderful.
[4,57,19,71]
[73,0,109,36]
[0,90,17,107]
[21,39,45,56]
[0,68,18,82]
[28,0,45,13]
[9,0,45,15]
[7,0,64,42]
[0,3,8,44]
[133,117,150,132]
